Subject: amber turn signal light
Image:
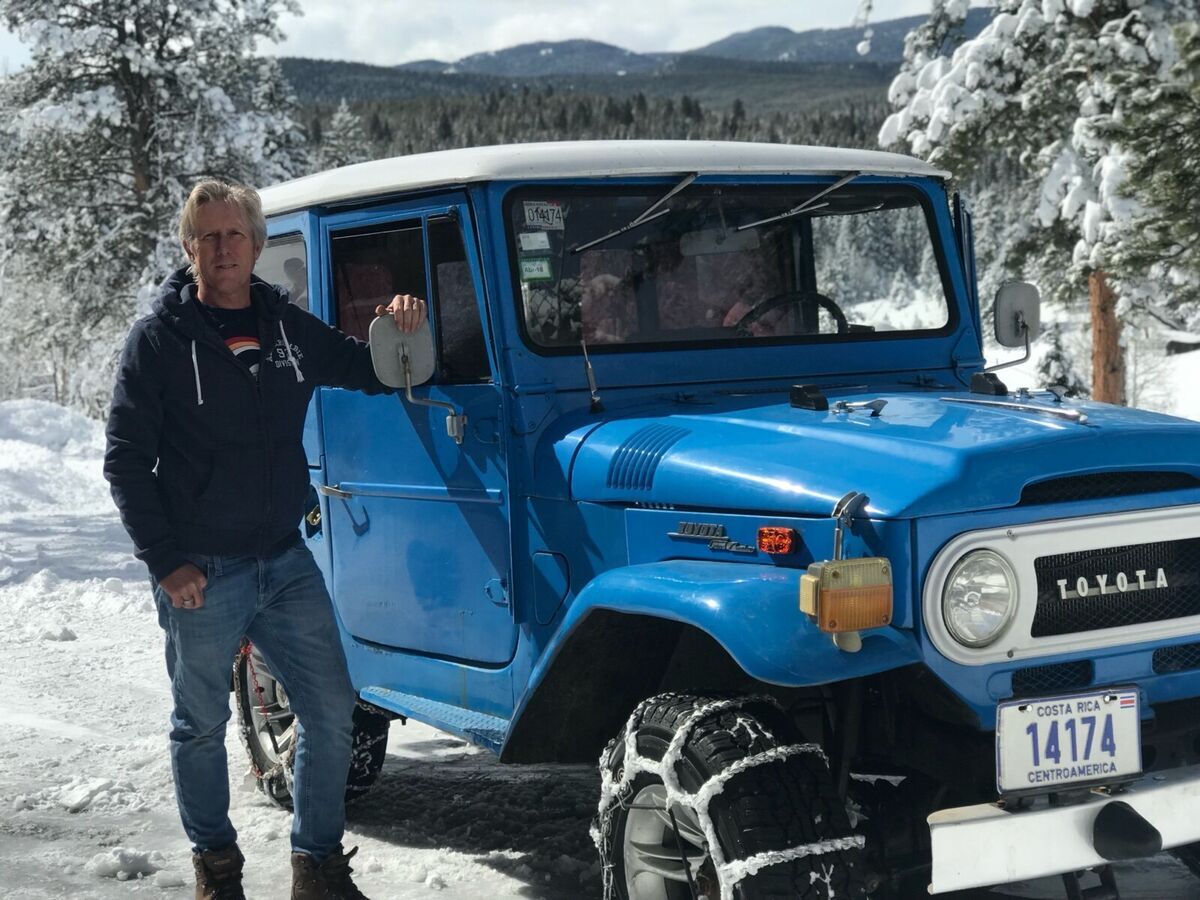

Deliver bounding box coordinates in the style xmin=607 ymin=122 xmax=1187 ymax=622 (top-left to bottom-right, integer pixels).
xmin=757 ymin=526 xmax=798 ymax=555
xmin=799 ymin=557 xmax=893 ymax=634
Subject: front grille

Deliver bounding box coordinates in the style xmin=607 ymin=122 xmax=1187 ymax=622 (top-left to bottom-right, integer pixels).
xmin=1153 ymin=642 xmax=1200 ymax=674
xmin=1020 ymin=471 xmax=1199 ymax=506
xmin=1032 ymin=537 xmax=1200 ymax=637
xmin=1011 ymin=660 xmax=1094 ymax=697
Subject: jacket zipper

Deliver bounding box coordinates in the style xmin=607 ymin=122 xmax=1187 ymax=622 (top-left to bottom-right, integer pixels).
xmin=194 ymin=323 xmax=275 ymax=557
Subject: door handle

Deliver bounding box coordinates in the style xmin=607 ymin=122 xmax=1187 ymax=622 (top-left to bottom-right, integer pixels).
xmin=318 ymin=484 xmax=352 ymax=500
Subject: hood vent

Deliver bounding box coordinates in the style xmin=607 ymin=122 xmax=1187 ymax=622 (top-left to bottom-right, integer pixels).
xmin=1020 ymin=471 xmax=1200 ymax=506
xmin=607 ymin=424 xmax=689 ymax=491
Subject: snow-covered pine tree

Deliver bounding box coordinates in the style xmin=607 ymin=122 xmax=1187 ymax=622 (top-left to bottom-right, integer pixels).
xmin=0 ymin=0 xmax=308 ymax=412
xmin=319 ymin=98 xmax=370 ymax=170
xmin=1036 ymin=320 xmax=1090 ymax=398
xmin=879 ymin=0 xmax=1200 ymax=405
xmin=1110 ymin=22 xmax=1200 ymax=331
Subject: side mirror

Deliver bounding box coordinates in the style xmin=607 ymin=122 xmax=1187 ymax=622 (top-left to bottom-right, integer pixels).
xmin=368 ymin=315 xmax=467 ymax=444
xmin=994 ymin=282 xmax=1041 ymax=349
xmin=369 ymin=316 xmax=435 ymax=388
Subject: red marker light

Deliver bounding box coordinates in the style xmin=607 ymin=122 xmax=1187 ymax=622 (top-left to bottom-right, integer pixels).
xmin=758 ymin=527 xmax=797 ymax=555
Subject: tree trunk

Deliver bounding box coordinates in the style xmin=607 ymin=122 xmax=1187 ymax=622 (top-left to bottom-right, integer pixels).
xmin=1090 ymin=270 xmax=1126 ymax=405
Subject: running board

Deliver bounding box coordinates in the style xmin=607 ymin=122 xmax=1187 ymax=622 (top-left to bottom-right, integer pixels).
xmin=359 ymin=687 xmax=508 ymax=754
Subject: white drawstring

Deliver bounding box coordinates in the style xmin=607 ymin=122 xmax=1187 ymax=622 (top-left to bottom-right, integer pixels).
xmin=190 ymin=340 xmax=204 ymax=406
xmin=278 ymin=320 xmax=304 ymax=383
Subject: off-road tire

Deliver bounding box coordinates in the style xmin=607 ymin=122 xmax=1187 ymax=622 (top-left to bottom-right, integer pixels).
xmin=233 ymin=641 xmax=389 ymax=807
xmin=597 ymin=692 xmax=866 ymax=900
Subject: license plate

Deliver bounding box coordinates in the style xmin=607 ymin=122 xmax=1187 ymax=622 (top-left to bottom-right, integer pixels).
xmin=995 ymin=689 xmax=1142 ymax=794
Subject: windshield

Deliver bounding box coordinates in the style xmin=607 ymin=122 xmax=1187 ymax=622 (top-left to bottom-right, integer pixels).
xmin=506 ymin=182 xmax=954 ymax=351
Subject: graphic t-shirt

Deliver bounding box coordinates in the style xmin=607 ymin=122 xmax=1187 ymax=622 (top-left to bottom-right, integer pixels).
xmin=198 ymin=303 xmax=261 ymax=377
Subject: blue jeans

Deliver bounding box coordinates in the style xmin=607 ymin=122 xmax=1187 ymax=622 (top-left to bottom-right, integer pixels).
xmin=153 ymin=540 xmax=356 ymax=861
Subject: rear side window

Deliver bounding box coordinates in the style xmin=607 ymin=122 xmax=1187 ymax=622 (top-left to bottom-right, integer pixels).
xmin=255 ymin=234 xmax=308 ymax=310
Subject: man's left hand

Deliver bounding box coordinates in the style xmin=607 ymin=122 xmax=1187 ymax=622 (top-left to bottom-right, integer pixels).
xmin=376 ymin=294 xmax=427 ymax=334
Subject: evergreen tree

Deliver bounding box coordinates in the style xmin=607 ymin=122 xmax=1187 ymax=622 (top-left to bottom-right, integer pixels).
xmin=880 ymin=0 xmax=1199 ymax=404
xmin=320 ymin=98 xmax=369 ymax=169
xmin=437 ymin=109 xmax=454 ymax=141
xmin=1036 ymin=321 xmax=1090 ymax=398
xmin=0 ymin=0 xmax=307 ymax=411
xmin=1111 ymin=22 xmax=1200 ymax=330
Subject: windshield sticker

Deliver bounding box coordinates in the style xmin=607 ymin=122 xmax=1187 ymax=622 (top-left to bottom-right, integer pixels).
xmin=519 ymin=257 xmax=554 ymax=282
xmin=518 ymin=231 xmax=552 ymax=252
xmin=523 ymin=201 xmax=565 ymax=230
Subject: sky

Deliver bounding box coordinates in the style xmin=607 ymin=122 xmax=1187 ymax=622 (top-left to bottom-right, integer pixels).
xmin=0 ymin=0 xmax=937 ymax=71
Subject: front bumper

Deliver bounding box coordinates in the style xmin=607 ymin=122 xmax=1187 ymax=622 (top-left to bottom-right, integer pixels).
xmin=927 ymin=765 xmax=1200 ymax=894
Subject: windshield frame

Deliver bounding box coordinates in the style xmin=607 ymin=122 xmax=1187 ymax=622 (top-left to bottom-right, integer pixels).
xmin=502 ymin=175 xmax=961 ymax=358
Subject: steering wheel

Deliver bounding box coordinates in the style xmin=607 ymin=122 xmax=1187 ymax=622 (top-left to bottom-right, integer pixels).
xmin=733 ymin=289 xmax=849 ymax=336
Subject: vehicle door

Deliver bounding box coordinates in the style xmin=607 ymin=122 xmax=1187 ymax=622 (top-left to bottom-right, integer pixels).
xmin=256 ymin=220 xmax=331 ymax=571
xmin=317 ymin=197 xmax=516 ymax=667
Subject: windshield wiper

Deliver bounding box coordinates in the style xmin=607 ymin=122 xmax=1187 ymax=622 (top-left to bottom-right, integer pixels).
xmin=569 ymin=172 xmax=698 ymax=254
xmin=735 ymin=171 xmax=861 ymax=232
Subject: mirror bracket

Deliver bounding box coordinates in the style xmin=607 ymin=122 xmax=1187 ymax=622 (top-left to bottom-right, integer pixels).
xmin=984 ymin=312 xmax=1031 ymax=373
xmin=401 ymin=353 xmax=467 ymax=444
xmin=369 ymin=315 xmax=467 ymax=445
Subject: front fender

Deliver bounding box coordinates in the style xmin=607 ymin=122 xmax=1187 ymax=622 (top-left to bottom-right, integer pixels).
xmin=565 ymin=560 xmax=919 ymax=684
xmin=502 ymin=560 xmax=921 ymax=761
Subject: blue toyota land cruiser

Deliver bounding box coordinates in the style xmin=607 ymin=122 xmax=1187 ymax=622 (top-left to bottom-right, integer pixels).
xmin=234 ymin=141 xmax=1200 ymax=899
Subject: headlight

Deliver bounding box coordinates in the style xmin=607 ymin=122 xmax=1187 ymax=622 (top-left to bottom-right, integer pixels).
xmin=942 ymin=549 xmax=1018 ymax=647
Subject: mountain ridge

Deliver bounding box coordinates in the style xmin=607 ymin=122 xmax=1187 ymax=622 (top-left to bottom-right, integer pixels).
xmin=388 ymin=9 xmax=991 ymax=77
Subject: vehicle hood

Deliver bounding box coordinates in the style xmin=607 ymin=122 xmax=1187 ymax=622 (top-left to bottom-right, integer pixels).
xmin=567 ymin=391 xmax=1200 ymax=518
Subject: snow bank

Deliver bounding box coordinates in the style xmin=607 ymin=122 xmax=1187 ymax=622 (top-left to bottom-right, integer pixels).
xmin=0 ymin=399 xmax=109 ymax=516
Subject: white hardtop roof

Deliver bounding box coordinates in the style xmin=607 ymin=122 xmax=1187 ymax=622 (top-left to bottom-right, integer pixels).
xmin=259 ymin=140 xmax=947 ymax=216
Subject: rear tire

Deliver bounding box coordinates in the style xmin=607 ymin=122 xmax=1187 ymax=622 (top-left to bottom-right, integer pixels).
xmin=233 ymin=641 xmax=389 ymax=807
xmin=595 ymin=692 xmax=866 ymax=900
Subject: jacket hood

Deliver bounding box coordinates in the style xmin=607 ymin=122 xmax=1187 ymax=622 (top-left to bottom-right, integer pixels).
xmin=152 ymin=266 xmax=291 ymax=340
xmin=567 ymin=390 xmax=1200 ymax=519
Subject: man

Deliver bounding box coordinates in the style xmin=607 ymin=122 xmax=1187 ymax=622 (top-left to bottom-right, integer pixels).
xmin=104 ymin=180 xmax=425 ymax=900
xmin=284 ymin=256 xmax=308 ymax=308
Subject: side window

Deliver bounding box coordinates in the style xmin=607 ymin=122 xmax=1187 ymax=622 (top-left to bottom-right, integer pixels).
xmin=331 ymin=221 xmax=425 ymax=343
xmin=254 ymin=234 xmax=308 ymax=310
xmin=428 ymin=217 xmax=490 ymax=382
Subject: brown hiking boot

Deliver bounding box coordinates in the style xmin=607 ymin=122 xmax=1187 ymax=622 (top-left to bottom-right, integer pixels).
xmin=291 ymin=845 xmax=370 ymax=900
xmin=192 ymin=844 xmax=246 ymax=900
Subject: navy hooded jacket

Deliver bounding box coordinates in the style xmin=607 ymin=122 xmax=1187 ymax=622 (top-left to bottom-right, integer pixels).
xmin=104 ymin=267 xmax=388 ymax=581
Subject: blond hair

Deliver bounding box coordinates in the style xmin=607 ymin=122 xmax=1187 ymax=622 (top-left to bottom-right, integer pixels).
xmin=179 ymin=180 xmax=267 ymax=275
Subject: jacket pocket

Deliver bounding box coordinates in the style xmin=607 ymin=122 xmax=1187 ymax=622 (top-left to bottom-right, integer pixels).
xmin=188 ymin=446 xmax=264 ymax=526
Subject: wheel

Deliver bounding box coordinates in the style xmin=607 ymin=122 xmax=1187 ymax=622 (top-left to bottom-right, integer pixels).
xmin=733 ymin=290 xmax=848 ymax=336
xmin=233 ymin=641 xmax=390 ymax=807
xmin=595 ymin=692 xmax=866 ymax=900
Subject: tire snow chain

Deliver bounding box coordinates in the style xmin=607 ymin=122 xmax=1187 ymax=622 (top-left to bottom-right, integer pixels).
xmin=594 ymin=693 xmax=864 ymax=900
xmin=235 ymin=644 xmax=387 ymax=791
xmin=236 ymin=645 xmax=295 ymax=787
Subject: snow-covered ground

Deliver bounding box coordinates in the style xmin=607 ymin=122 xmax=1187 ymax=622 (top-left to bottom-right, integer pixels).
xmin=0 ymin=398 xmax=1196 ymax=899
xmin=0 ymin=400 xmax=599 ymax=899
